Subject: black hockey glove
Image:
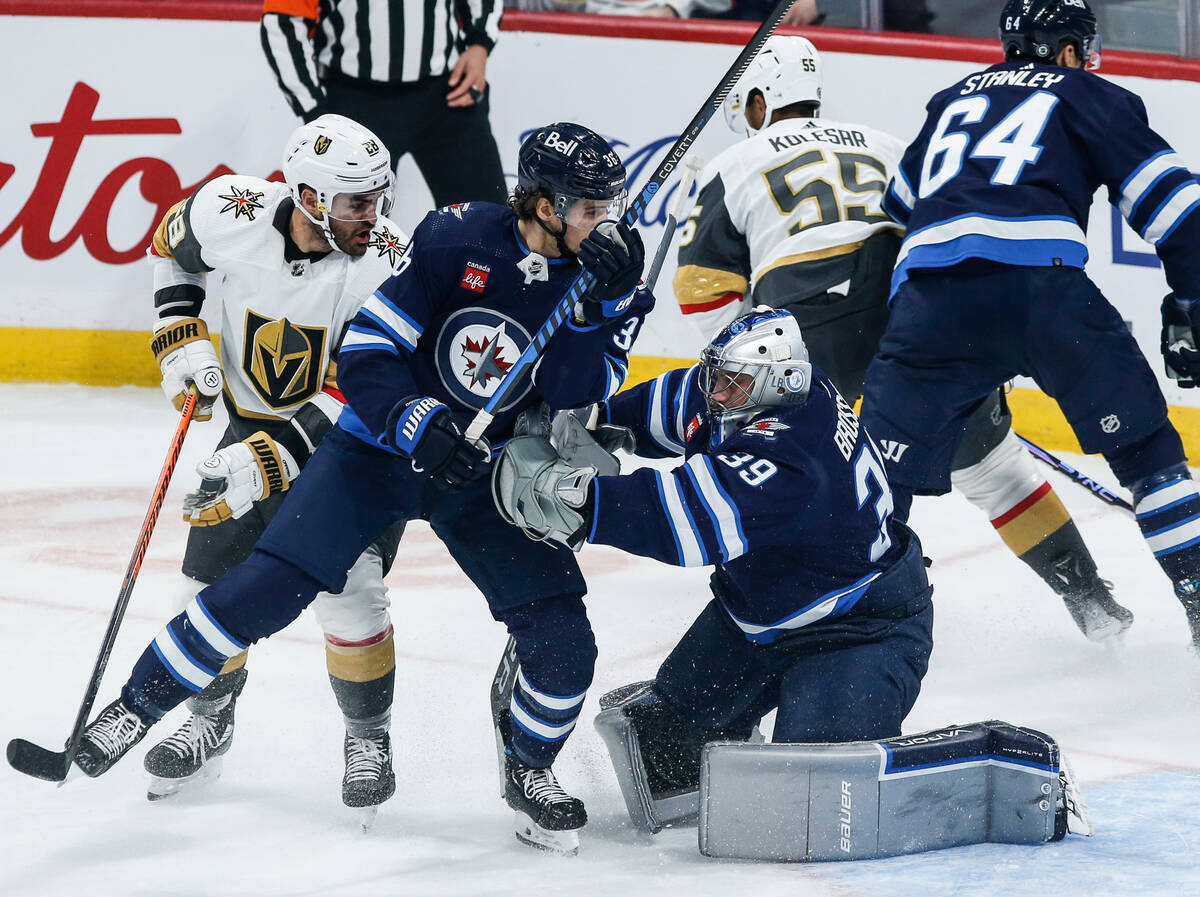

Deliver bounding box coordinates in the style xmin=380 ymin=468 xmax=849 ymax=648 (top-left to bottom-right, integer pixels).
xmin=385 ymin=397 xmax=490 ymax=489
xmin=574 ymin=220 xmax=645 ymax=327
xmin=1161 ymin=293 xmax=1200 ymax=388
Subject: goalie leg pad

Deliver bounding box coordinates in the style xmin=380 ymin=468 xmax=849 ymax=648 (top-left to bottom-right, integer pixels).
xmin=699 ymin=720 xmax=1082 ymax=861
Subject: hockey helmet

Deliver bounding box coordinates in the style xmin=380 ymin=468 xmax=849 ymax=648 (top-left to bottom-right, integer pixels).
xmin=700 ymin=306 xmax=812 ymax=441
xmin=723 ymin=36 xmax=822 ymax=137
xmin=515 ymin=123 xmax=628 ymax=227
xmin=999 ymin=0 xmax=1101 ymax=70
xmin=282 ymin=114 xmax=395 ymax=250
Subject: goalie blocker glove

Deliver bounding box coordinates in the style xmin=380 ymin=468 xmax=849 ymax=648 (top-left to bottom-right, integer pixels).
xmin=574 ymin=220 xmax=645 ymax=327
xmin=1161 ymin=292 xmax=1200 ymax=387
xmin=492 ymin=435 xmax=597 ymax=550
xmin=150 ymin=316 xmax=223 ymax=421
xmin=385 ymin=396 xmax=490 ymax=489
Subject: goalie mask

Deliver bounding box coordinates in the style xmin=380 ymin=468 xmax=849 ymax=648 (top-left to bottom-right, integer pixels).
xmin=699 ymin=307 xmax=812 ymax=443
xmin=723 ymin=36 xmax=822 ymax=136
xmin=282 ymin=114 xmax=395 ymax=252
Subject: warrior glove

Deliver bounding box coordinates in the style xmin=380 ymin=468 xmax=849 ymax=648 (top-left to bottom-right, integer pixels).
xmin=183 ymin=431 xmax=300 ymax=526
xmin=492 ymin=436 xmax=596 ymax=551
xmin=574 ymin=220 xmax=644 ymax=327
xmin=386 ymin=397 xmax=490 ymax=489
xmin=1162 ymin=293 xmax=1200 ymax=387
xmin=151 ymin=316 xmax=223 ymax=421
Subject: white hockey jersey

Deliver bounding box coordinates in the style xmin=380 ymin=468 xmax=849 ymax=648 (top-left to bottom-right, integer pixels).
xmin=150 ymin=174 xmax=409 ymax=421
xmin=675 ymin=117 xmax=906 ymax=338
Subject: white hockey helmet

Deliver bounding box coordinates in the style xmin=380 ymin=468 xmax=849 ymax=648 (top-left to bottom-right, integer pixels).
xmin=700 ymin=306 xmax=812 ymax=441
xmin=281 ymin=114 xmax=395 ymax=250
xmin=723 ymin=36 xmax=823 ymax=136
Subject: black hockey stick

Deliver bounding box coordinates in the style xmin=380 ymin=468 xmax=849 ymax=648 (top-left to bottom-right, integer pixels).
xmin=8 ymin=392 xmax=199 ymax=782
xmin=464 ymin=0 xmax=795 ymax=444
xmin=490 ymin=635 xmax=520 ymax=792
xmin=1016 ymin=433 xmax=1134 ymax=514
xmin=644 ymin=155 xmax=704 ymax=294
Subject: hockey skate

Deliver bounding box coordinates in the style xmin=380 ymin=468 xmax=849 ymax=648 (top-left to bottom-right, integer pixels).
xmin=1174 ymin=580 xmax=1200 ymax=652
xmin=74 ymin=698 xmax=151 ymax=777
xmin=343 ymin=732 xmax=395 ymax=829
xmin=504 ymin=754 xmax=587 ymax=854
xmin=1053 ymin=753 xmax=1094 ymax=839
xmin=143 ymin=667 xmax=246 ymax=800
xmin=1060 ymin=579 xmax=1134 ymax=643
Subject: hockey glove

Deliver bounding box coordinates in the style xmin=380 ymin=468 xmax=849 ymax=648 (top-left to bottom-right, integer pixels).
xmin=1162 ymin=293 xmax=1200 ymax=387
xmin=151 ymin=317 xmax=223 ymax=421
xmin=551 ymin=408 xmax=633 ymax=477
xmin=574 ymin=220 xmax=645 ymax=326
xmin=183 ymin=431 xmax=300 ymax=526
xmin=492 ymin=436 xmax=595 ymax=551
xmin=385 ymin=397 xmax=490 ymax=489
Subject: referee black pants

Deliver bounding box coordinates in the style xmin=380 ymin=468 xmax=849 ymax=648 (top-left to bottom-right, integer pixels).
xmin=320 ymin=71 xmax=508 ymax=208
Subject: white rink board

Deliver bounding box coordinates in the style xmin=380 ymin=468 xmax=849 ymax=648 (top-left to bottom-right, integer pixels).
xmin=1 ymin=14 xmax=1199 ymax=403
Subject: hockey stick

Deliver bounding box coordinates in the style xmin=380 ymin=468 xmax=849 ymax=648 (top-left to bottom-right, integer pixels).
xmin=464 ymin=0 xmax=794 ymax=444
xmin=490 ymin=635 xmax=520 ymax=793
xmin=1016 ymin=433 xmax=1134 ymax=514
xmin=644 ymin=155 xmax=704 ymax=293
xmin=8 ymin=392 xmax=199 ymax=782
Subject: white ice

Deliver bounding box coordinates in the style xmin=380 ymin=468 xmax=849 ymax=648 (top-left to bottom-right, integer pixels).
xmin=1 ymin=384 xmax=1198 ymax=897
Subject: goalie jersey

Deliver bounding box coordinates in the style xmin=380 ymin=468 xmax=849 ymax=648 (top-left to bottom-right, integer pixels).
xmin=588 ymin=366 xmax=926 ymax=644
xmin=883 ymin=61 xmax=1200 ymax=300
xmin=334 ymin=202 xmax=653 ymax=452
xmin=675 ymin=118 xmax=906 ymax=336
xmin=149 ymin=174 xmax=410 ymax=423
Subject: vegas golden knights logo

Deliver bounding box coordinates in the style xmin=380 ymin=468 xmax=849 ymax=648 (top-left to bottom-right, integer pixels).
xmin=313 ymin=135 xmax=332 ymax=155
xmin=242 ymin=311 xmax=327 ymax=409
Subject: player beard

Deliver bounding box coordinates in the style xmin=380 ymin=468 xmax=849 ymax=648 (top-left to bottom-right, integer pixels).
xmin=330 ymin=219 xmax=374 ymax=257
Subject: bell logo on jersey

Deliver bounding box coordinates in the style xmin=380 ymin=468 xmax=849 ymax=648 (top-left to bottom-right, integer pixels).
xmin=462 ymin=262 xmax=491 ymax=293
xmin=435 ymin=308 xmax=533 ymax=410
xmin=242 ymin=311 xmax=327 ymax=409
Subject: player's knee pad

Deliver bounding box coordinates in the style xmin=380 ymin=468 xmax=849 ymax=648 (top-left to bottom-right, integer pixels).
xmin=698 ymin=721 xmax=1090 ymax=861
xmin=950 ymin=428 xmax=1044 ymax=519
xmin=594 ymin=681 xmax=762 ymax=834
xmin=311 ymin=547 xmax=390 ymax=643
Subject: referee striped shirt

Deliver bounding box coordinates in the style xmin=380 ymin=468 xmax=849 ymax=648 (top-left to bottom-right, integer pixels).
xmin=261 ymin=0 xmax=502 ymax=117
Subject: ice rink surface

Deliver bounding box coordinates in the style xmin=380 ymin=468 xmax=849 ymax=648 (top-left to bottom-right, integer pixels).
xmin=2 ymin=384 xmax=1198 ymax=897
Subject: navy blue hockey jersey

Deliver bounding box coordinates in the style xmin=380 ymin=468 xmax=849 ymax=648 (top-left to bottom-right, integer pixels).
xmin=590 ymin=366 xmax=913 ymax=643
xmin=883 ymin=61 xmax=1200 ymax=300
xmin=334 ymin=202 xmax=652 ymax=452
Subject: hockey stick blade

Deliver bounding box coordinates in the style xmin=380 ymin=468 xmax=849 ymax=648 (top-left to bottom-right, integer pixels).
xmin=7 ymin=737 xmax=70 ymax=783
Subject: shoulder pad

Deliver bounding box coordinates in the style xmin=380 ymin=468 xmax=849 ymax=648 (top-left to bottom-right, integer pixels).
xmin=186 ymin=175 xmax=288 ymax=261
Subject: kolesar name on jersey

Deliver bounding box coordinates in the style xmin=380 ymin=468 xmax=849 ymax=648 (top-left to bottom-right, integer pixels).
xmin=768 ymin=128 xmax=870 ymax=154
xmin=959 ymin=69 xmax=1065 ymax=95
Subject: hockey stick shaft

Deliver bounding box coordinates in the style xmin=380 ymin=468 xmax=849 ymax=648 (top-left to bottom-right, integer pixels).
xmin=644 ymin=155 xmax=704 ymax=294
xmin=7 ymin=392 xmax=199 ymax=782
xmin=1016 ymin=433 xmax=1134 ymax=513
xmin=464 ymin=0 xmax=795 ymax=444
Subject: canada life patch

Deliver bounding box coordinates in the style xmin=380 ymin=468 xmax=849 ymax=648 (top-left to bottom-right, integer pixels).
xmin=462 ymin=262 xmax=490 ymax=293
xmin=686 ymin=415 xmax=702 ymax=442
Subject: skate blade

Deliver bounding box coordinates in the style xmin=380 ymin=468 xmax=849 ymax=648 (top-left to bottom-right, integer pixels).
xmin=1083 ymin=616 xmax=1132 ymax=644
xmin=146 ymin=756 xmax=223 ymax=801
xmin=513 ymin=811 xmax=581 ymax=855
xmin=359 ymin=805 xmax=378 ymax=832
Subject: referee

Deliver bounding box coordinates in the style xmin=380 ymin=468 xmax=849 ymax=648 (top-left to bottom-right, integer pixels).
xmin=261 ymin=0 xmax=508 ymax=207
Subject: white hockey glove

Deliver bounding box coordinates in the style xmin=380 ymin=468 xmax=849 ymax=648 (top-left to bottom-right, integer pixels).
xmin=492 ymin=436 xmax=596 ymax=551
xmin=182 ymin=431 xmax=300 ymax=526
xmin=551 ymin=408 xmax=632 ymax=477
xmin=151 ymin=317 xmax=223 ymax=421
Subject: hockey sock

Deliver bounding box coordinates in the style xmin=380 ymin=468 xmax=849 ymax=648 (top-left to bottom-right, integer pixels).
xmin=325 ymin=627 xmax=396 ymax=737
xmin=952 ymin=430 xmax=1103 ymax=594
xmin=1131 ymin=464 xmax=1200 ymax=589
xmin=123 ymin=594 xmax=248 ymax=724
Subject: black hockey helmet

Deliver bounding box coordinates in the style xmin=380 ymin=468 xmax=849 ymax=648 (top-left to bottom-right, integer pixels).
xmin=999 ymin=0 xmax=1100 ymax=69
xmin=515 ymin=123 xmax=628 ymax=226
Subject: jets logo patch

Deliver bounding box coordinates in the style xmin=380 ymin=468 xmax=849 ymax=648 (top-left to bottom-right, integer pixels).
xmin=435 ymin=308 xmax=532 ymax=411
xmin=743 ymin=417 xmax=790 ymax=439
xmin=217 ymin=186 xmax=265 ymax=221
xmin=461 ymin=262 xmax=490 ymax=293
xmin=367 ymin=227 xmax=406 ymax=266
xmin=242 ymin=311 xmax=327 ymax=409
